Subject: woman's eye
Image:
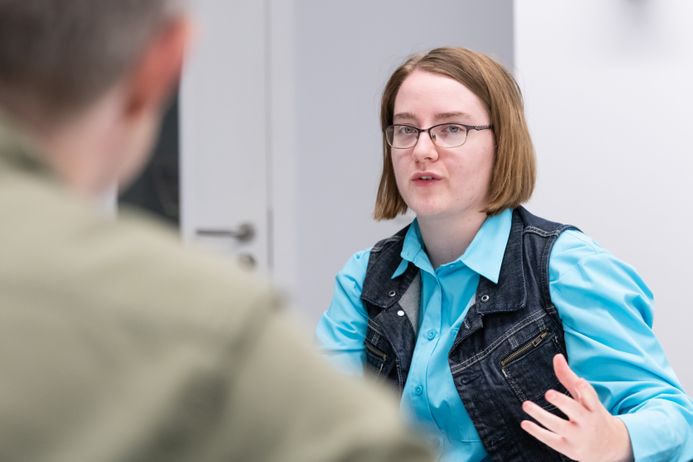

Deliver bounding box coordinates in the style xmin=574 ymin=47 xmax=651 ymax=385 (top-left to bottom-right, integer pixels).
xmin=444 ymin=124 xmax=463 ymax=134
xmin=398 ymin=126 xmax=417 ymax=135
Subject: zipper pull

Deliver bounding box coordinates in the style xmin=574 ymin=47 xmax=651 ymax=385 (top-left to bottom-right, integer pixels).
xmin=532 ymin=331 xmax=548 ymax=347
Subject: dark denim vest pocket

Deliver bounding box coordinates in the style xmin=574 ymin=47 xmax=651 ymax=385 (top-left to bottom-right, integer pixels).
xmin=364 ymin=321 xmax=396 ymax=378
xmin=365 ymin=341 xmax=388 ymax=374
xmin=500 ymin=328 xmax=568 ymax=412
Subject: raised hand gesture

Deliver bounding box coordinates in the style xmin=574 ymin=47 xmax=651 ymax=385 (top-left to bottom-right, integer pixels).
xmin=520 ymin=354 xmax=633 ymax=462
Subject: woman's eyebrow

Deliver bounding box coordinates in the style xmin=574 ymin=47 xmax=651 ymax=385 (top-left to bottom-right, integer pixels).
xmin=393 ymin=111 xmax=473 ymax=123
xmin=434 ymin=111 xmax=471 ymax=121
xmin=393 ymin=112 xmax=417 ymax=122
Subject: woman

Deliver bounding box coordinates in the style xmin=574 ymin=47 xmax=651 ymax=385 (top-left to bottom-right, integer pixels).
xmin=315 ymin=47 xmax=692 ymax=461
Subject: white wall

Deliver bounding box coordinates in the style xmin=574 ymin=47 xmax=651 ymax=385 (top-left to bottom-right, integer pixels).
xmin=515 ymin=0 xmax=693 ymax=392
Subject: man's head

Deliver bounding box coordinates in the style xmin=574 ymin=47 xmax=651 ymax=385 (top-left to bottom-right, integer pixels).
xmin=0 ymin=0 xmax=190 ymax=194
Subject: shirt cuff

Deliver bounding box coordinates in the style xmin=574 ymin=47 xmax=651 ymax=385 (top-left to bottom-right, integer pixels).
xmin=618 ymin=408 xmax=686 ymax=462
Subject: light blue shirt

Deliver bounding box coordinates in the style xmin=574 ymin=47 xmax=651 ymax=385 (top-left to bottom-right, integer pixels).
xmin=316 ymin=208 xmax=693 ymax=462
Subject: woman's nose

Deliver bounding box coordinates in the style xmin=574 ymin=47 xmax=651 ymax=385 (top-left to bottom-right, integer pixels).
xmin=412 ymin=131 xmax=439 ymax=162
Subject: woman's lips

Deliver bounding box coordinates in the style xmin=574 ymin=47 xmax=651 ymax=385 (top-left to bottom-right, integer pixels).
xmin=411 ymin=172 xmax=442 ymax=185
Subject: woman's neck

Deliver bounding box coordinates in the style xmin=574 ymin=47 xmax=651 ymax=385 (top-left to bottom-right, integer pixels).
xmin=417 ymin=210 xmax=488 ymax=269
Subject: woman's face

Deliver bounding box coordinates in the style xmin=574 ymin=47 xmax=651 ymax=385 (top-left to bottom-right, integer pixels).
xmin=391 ymin=70 xmax=495 ymax=222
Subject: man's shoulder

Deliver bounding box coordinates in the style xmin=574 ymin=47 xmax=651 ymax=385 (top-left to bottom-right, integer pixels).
xmin=104 ymin=208 xmax=278 ymax=333
xmin=1 ymin=172 xmax=276 ymax=339
xmin=0 ymin=175 xmax=290 ymax=460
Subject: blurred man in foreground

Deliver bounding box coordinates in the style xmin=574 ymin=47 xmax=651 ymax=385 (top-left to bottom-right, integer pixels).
xmin=0 ymin=1 xmax=434 ymax=461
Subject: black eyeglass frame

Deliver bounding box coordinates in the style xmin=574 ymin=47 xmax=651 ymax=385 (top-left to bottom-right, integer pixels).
xmin=384 ymin=122 xmax=493 ymax=149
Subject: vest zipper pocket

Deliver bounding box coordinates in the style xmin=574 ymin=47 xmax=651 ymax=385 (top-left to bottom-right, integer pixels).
xmin=500 ymin=330 xmax=548 ymax=378
xmin=367 ymin=321 xmax=384 ymax=337
xmin=365 ymin=342 xmax=387 ymax=362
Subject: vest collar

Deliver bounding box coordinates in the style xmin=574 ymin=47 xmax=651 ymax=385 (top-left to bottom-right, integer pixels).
xmin=364 ymin=209 xmax=530 ymax=314
xmin=475 ymin=210 xmax=528 ymax=315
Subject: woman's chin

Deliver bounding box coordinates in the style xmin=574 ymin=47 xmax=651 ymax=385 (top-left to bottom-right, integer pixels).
xmin=409 ymin=206 xmax=448 ymax=220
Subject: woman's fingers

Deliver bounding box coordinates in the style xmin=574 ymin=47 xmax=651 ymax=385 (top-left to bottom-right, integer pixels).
xmin=552 ymin=354 xmax=582 ymax=401
xmin=520 ymin=420 xmax=568 ymax=454
xmin=576 ymin=378 xmax=600 ymax=412
xmin=522 ymin=400 xmax=570 ymax=434
xmin=545 ymin=388 xmax=585 ymax=421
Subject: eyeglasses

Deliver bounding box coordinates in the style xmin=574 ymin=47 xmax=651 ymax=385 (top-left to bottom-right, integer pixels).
xmin=384 ymin=123 xmax=493 ymax=149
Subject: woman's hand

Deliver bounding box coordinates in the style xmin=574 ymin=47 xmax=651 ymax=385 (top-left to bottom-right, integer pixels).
xmin=520 ymin=354 xmax=633 ymax=462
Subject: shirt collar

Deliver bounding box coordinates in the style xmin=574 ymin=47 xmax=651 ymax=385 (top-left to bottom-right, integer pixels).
xmin=393 ymin=208 xmax=513 ymax=283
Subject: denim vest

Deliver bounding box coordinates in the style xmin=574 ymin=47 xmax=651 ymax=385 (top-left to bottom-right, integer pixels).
xmin=361 ymin=207 xmax=576 ymax=461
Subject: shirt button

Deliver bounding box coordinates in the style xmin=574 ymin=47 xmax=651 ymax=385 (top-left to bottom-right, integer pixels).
xmin=414 ymin=385 xmax=423 ymax=396
xmin=426 ymin=330 xmax=437 ymax=340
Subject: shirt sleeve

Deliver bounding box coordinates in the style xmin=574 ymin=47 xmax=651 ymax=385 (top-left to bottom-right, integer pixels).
xmin=314 ymin=249 xmax=371 ymax=375
xmin=549 ymin=230 xmax=693 ymax=462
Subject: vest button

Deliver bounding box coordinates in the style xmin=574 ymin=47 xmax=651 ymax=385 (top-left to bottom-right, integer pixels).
xmin=480 ymin=294 xmax=490 ymax=303
xmin=414 ymin=385 xmax=423 ymax=396
xmin=426 ymin=330 xmax=437 ymax=340
xmin=387 ymin=290 xmax=397 ymax=297
xmin=396 ymin=310 xmax=405 ymax=317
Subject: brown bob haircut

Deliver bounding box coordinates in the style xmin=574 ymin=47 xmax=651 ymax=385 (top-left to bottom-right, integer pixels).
xmin=374 ymin=47 xmax=536 ymax=220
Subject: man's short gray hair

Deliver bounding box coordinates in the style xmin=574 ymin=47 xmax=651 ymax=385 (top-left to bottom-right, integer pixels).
xmin=0 ymin=0 xmax=184 ymax=124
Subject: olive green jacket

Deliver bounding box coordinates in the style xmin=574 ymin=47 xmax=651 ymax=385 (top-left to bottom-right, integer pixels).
xmin=0 ymin=121 xmax=434 ymax=462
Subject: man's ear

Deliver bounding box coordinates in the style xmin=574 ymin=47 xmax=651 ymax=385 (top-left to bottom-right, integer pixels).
xmin=124 ymin=16 xmax=192 ymax=118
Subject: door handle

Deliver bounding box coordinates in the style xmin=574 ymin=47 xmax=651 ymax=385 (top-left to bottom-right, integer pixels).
xmin=195 ymin=222 xmax=255 ymax=243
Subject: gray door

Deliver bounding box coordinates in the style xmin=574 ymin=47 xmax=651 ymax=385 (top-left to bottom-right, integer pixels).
xmin=180 ymin=0 xmax=268 ymax=271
